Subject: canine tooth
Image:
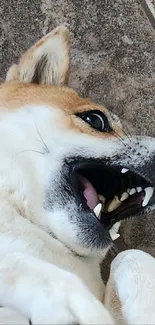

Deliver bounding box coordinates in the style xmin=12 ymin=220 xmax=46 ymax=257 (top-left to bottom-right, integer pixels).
xmin=129 ymin=188 xmax=136 ymax=195
xmin=98 ymin=195 xmax=106 ymax=208
xmin=113 ymin=221 xmax=121 ymax=233
xmin=137 ymin=186 xmax=142 ymax=193
xmin=142 ymin=187 xmax=154 ymax=207
xmin=107 ymin=196 xmax=121 ymax=212
xmin=93 ymin=203 xmax=102 ymax=218
xmin=109 ymin=223 xmax=121 ymax=241
xmin=120 ymin=192 xmax=129 ymax=202
xmin=110 ymin=222 xmax=121 ymax=234
xmin=121 ymin=168 xmax=129 ymax=174
xmin=110 ymin=233 xmax=120 ymax=241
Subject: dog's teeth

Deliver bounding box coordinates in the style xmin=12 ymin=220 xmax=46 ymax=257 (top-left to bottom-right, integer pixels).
xmin=129 ymin=188 xmax=136 ymax=195
xmin=121 ymin=168 xmax=129 ymax=174
xmin=93 ymin=203 xmax=102 ymax=218
xmin=137 ymin=186 xmax=142 ymax=193
xmin=112 ymin=221 xmax=121 ymax=233
xmin=110 ymin=233 xmax=120 ymax=241
xmin=120 ymin=192 xmax=129 ymax=202
xmin=107 ymin=196 xmax=121 ymax=212
xmin=98 ymin=195 xmax=106 ymax=208
xmin=142 ymin=187 xmax=154 ymax=207
xmin=109 ymin=223 xmax=121 ymax=241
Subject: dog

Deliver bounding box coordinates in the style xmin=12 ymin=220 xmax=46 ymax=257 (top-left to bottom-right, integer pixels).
xmin=0 ymin=26 xmax=155 ymax=324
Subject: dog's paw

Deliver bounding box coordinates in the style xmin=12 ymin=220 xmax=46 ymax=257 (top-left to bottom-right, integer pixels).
xmin=0 ymin=253 xmax=114 ymax=324
xmin=30 ymin=273 xmax=114 ymax=325
xmin=105 ymin=249 xmax=155 ymax=324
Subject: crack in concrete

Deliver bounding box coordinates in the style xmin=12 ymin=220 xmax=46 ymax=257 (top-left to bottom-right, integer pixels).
xmin=140 ymin=0 xmax=155 ymax=29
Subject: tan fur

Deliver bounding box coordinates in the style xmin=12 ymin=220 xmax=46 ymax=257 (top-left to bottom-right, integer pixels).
xmin=105 ymin=279 xmax=125 ymax=325
xmin=6 ymin=26 xmax=70 ymax=86
xmin=0 ymin=81 xmax=124 ymax=137
xmin=3 ymin=25 xmax=123 ymax=138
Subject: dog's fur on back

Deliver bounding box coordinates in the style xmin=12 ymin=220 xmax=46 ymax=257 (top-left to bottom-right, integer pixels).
xmin=0 ymin=26 xmax=155 ymax=324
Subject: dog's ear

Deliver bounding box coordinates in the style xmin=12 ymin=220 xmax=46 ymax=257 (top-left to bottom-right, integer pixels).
xmin=6 ymin=26 xmax=70 ymax=86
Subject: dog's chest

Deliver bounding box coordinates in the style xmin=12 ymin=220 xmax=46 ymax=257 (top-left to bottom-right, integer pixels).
xmin=47 ymin=245 xmax=105 ymax=301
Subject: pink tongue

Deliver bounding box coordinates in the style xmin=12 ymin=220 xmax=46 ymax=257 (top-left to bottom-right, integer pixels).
xmin=79 ymin=176 xmax=99 ymax=210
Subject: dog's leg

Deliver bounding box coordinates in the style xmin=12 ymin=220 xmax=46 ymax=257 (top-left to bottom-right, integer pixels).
xmin=104 ymin=249 xmax=155 ymax=324
xmin=0 ymin=252 xmax=114 ymax=324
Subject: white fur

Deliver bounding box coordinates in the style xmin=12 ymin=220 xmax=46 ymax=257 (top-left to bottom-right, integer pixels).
xmin=0 ymin=100 xmax=155 ymax=323
xmin=0 ymin=104 xmax=116 ymax=323
xmin=0 ymin=102 xmax=155 ymax=323
xmin=0 ymin=253 xmax=114 ymax=324
xmin=105 ymin=249 xmax=155 ymax=324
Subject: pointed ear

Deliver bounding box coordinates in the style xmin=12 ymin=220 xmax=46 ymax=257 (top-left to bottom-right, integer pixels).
xmin=6 ymin=26 xmax=70 ymax=86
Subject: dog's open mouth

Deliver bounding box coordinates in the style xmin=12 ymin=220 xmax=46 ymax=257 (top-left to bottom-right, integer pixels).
xmin=70 ymin=160 xmax=154 ymax=236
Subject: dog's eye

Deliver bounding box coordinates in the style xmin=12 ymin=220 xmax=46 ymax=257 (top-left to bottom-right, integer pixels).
xmin=76 ymin=110 xmax=112 ymax=132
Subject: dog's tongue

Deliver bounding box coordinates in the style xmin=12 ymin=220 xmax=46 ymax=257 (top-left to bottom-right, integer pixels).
xmin=79 ymin=176 xmax=98 ymax=210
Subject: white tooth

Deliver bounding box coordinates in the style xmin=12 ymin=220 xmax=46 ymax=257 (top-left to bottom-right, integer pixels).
xmin=113 ymin=221 xmax=121 ymax=233
xmin=106 ymin=196 xmax=121 ymax=212
xmin=111 ymin=233 xmax=120 ymax=241
xmin=93 ymin=203 xmax=102 ymax=218
xmin=109 ymin=223 xmax=121 ymax=241
xmin=121 ymin=168 xmax=129 ymax=174
xmin=120 ymin=192 xmax=129 ymax=202
xmin=142 ymin=187 xmax=154 ymax=207
xmin=137 ymin=186 xmax=142 ymax=193
xmin=98 ymin=195 xmax=106 ymax=208
xmin=129 ymin=188 xmax=136 ymax=195
xmin=110 ymin=222 xmax=121 ymax=234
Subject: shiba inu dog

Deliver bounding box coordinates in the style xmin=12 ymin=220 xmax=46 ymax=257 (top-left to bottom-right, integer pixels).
xmin=0 ymin=26 xmax=155 ymax=324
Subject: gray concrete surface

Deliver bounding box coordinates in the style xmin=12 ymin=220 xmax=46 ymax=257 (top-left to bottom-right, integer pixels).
xmin=0 ymin=0 xmax=155 ymax=280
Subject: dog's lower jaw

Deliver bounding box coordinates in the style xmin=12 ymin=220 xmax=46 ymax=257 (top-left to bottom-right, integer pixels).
xmin=44 ymin=198 xmax=112 ymax=257
xmin=65 ymin=240 xmax=112 ymax=259
xmin=44 ymin=205 xmax=120 ymax=259
xmin=46 ymin=222 xmax=112 ymax=259
xmin=40 ymin=221 xmax=107 ymax=301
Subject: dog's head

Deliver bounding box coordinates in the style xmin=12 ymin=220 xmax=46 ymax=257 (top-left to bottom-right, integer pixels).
xmin=1 ymin=26 xmax=155 ymax=257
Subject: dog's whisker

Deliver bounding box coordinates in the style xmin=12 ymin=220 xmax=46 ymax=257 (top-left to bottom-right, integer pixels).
xmin=109 ymin=111 xmax=132 ymax=144
xmin=17 ymin=149 xmax=45 ymax=155
xmin=116 ymin=124 xmax=132 ymax=143
xmin=113 ymin=130 xmax=136 ymax=152
xmin=34 ymin=121 xmax=50 ymax=154
xmin=113 ymin=131 xmax=129 ymax=148
xmin=108 ymin=243 xmax=119 ymax=256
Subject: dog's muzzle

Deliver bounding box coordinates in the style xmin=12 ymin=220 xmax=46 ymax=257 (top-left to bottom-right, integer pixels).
xmin=68 ymin=137 xmax=155 ymax=242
